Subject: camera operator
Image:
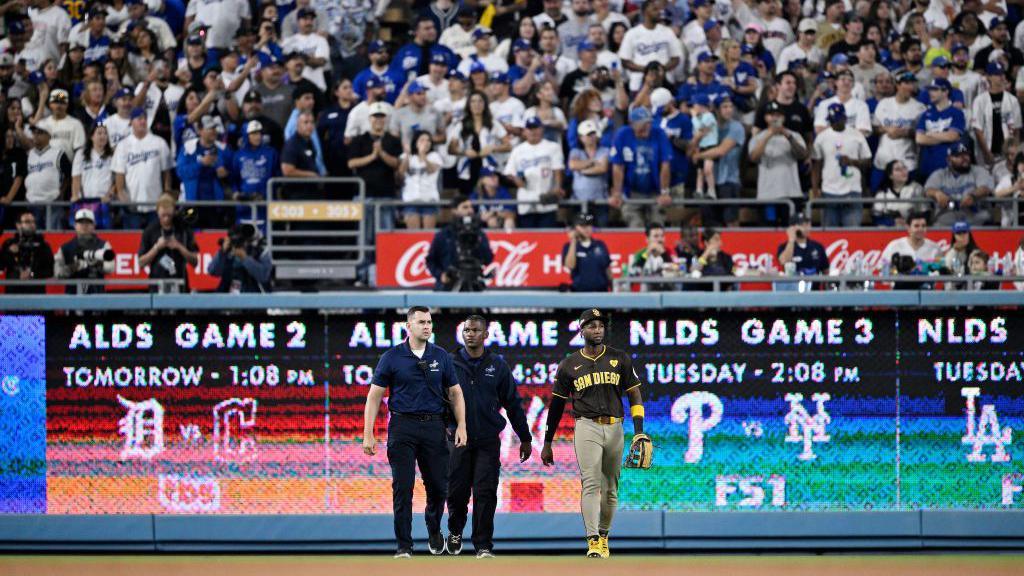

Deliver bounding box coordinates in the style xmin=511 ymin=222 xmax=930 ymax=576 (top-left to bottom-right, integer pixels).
xmin=54 ymin=209 xmax=116 ymax=294
xmin=426 ymin=196 xmax=494 ymax=291
xmin=879 ymin=211 xmax=942 ymax=289
xmin=138 ymin=195 xmax=198 ymax=293
xmin=0 ymin=211 xmax=54 ymax=294
xmin=207 ymin=223 xmax=273 ymax=293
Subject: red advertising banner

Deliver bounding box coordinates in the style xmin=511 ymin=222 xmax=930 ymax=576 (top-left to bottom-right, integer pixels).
xmin=0 ymin=231 xmax=226 ymax=293
xmin=375 ymin=229 xmax=1024 ymax=289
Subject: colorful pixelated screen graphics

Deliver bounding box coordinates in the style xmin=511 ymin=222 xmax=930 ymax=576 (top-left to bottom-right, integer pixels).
xmin=46 ymin=315 xmax=328 ymax=514
xmin=0 ymin=315 xmax=47 ymax=513
xmin=898 ymin=313 xmax=1024 ymax=509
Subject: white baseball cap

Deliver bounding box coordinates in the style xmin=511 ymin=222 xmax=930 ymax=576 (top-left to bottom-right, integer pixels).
xmin=75 ymin=208 xmax=96 ymax=223
xmin=577 ymin=119 xmax=600 ymax=137
xmin=368 ymin=102 xmax=390 ymax=117
xmin=650 ymin=87 xmax=673 ymax=112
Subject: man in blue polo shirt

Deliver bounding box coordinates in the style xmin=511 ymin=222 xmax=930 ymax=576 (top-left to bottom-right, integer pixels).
xmin=363 ymin=306 xmax=468 ymax=559
xmin=676 ymin=51 xmax=730 ymax=109
xmin=610 ymin=106 xmax=673 ymax=228
xmin=562 ymin=213 xmax=613 ymax=291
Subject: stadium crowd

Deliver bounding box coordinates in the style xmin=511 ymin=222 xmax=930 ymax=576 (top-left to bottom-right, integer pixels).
xmin=0 ymin=0 xmax=1022 ymax=291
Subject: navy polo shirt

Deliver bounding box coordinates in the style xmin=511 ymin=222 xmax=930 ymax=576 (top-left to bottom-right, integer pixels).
xmin=372 ymin=341 xmax=459 ymax=414
xmin=777 ymin=238 xmax=830 ymax=275
xmin=562 ymin=239 xmax=612 ymax=292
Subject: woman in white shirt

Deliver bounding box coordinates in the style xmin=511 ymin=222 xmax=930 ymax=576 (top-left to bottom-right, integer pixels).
xmin=71 ymin=123 xmax=115 ymax=227
xmin=994 ymin=152 xmax=1024 ymax=227
xmin=448 ymin=91 xmax=511 ymax=195
xmin=72 ymin=123 xmax=114 ymax=201
xmin=399 ymin=131 xmax=443 ymax=230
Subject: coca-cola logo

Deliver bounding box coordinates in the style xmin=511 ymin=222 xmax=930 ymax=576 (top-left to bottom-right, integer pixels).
xmin=392 ymin=240 xmax=542 ymax=288
xmin=394 ymin=241 xmax=434 ymax=287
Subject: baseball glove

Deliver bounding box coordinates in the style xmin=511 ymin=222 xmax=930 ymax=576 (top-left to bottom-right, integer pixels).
xmin=624 ymin=433 xmax=653 ymax=469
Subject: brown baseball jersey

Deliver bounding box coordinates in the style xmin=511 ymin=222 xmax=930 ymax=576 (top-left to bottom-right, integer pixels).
xmin=552 ymin=345 xmax=642 ymax=419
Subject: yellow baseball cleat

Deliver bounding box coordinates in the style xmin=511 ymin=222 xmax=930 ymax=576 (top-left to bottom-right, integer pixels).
xmin=586 ymin=536 xmax=602 ymax=558
xmin=598 ymin=534 xmax=609 ymax=558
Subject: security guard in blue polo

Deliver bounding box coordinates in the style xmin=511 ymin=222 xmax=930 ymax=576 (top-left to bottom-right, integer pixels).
xmin=444 ymin=314 xmax=532 ymax=558
xmin=363 ymin=306 xmax=468 ymax=558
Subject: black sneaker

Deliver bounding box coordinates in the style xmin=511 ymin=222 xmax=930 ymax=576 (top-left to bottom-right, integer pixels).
xmin=446 ymin=533 xmax=463 ymax=555
xmin=394 ymin=549 xmax=412 ymax=559
xmin=428 ymin=532 xmax=445 ymax=555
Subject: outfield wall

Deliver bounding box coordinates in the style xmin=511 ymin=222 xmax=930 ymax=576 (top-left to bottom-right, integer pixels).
xmin=1 ymin=292 xmax=1023 ymax=550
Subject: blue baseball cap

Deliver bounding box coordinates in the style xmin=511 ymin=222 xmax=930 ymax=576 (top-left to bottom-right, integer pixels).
xmin=928 ymin=78 xmax=952 ymax=91
xmin=741 ymin=43 xmax=755 ymax=55
xmin=787 ymin=58 xmax=807 ymax=70
xmin=406 ymin=81 xmax=425 ymax=94
xmin=697 ymin=51 xmax=717 ymax=63
xmin=8 ymin=19 xmax=25 ymax=34
xmin=513 ymin=39 xmax=531 ymax=53
xmin=114 ymin=87 xmax=133 ymax=99
xmin=130 ymin=107 xmax=146 ymax=120
xmin=693 ymin=0 xmax=709 ymax=7
xmin=948 ymin=141 xmax=970 ymax=156
xmin=703 ymin=19 xmax=719 ymax=32
xmin=447 ymin=70 xmax=466 ymax=81
xmin=479 ymin=165 xmax=497 ymax=177
xmin=296 ymin=7 xmax=316 ymax=19
xmin=951 ymin=43 xmax=968 ymax=54
xmin=365 ymin=76 xmax=384 ymax=89
xmin=692 ymin=93 xmax=711 ymax=107
xmin=930 ymin=56 xmax=950 ymax=68
xmin=827 ymin=102 xmax=846 ymax=122
xmin=368 ymin=40 xmax=387 ymax=53
xmin=469 ymin=60 xmax=487 ymax=74
xmin=186 ymin=35 xmax=204 ymax=46
xmin=472 ymin=27 xmax=493 ymax=40
xmin=952 ymin=220 xmax=971 ymax=234
xmin=577 ymin=40 xmax=596 ymax=53
xmin=524 ymin=116 xmax=543 ymax=129
xmin=430 ymin=51 xmax=448 ymax=65
xmin=986 ymin=61 xmax=1006 ymax=75
xmin=830 ymin=53 xmax=850 ymax=66
xmin=990 ymin=17 xmax=1007 ymax=29
xmin=491 ymin=71 xmax=509 ymax=84
xmin=628 ymin=106 xmax=652 ymax=124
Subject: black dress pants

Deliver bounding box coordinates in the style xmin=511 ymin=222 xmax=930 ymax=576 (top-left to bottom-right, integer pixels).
xmin=446 ymin=435 xmax=501 ymax=551
xmin=387 ymin=414 xmax=450 ymax=551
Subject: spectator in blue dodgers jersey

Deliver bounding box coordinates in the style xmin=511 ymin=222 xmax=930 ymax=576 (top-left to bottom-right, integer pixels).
xmin=230 ymin=120 xmax=278 ymax=224
xmin=353 ymin=40 xmax=403 ymax=104
xmin=392 ymin=15 xmax=456 ymax=81
xmin=568 ymin=119 xmax=611 ymax=227
xmin=609 ymin=106 xmax=672 ymax=229
xmin=562 ymin=212 xmax=612 ymax=292
xmin=677 ymin=51 xmax=730 ymax=109
xmin=652 ymin=87 xmax=693 ymax=199
xmin=811 ymin=103 xmax=872 ymax=228
xmin=916 ymin=78 xmax=967 ymax=183
xmin=176 ymin=115 xmax=233 ymax=228
xmin=924 ymin=141 xmax=995 ymax=226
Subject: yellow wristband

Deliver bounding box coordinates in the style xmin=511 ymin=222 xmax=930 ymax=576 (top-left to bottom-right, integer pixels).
xmin=631 ymin=405 xmax=645 ymax=418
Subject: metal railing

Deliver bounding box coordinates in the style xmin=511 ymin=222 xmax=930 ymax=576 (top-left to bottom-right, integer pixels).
xmin=6 ymin=199 xmax=266 ymax=231
xmin=615 ymin=273 xmax=1024 ymax=292
xmin=0 ymin=278 xmax=185 ymax=294
xmin=807 ymin=196 xmax=1022 ymax=228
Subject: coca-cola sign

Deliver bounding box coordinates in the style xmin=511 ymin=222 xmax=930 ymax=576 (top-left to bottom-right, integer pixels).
xmin=377 ymin=229 xmax=1024 ymax=289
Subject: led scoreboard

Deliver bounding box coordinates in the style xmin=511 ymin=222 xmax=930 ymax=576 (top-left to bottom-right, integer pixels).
xmin=0 ymin=310 xmax=1021 ymax=515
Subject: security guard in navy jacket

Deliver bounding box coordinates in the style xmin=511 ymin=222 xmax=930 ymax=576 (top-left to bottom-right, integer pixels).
xmin=444 ymin=314 xmax=532 ymax=558
xmin=363 ymin=306 xmax=468 ymax=558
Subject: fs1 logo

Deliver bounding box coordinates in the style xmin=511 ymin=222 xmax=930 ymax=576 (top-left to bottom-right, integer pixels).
xmin=784 ymin=392 xmax=832 ymax=461
xmin=962 ymin=387 xmax=1012 ymax=463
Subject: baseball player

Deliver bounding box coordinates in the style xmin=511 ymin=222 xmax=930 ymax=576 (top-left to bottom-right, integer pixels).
xmin=541 ymin=308 xmax=650 ymax=558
